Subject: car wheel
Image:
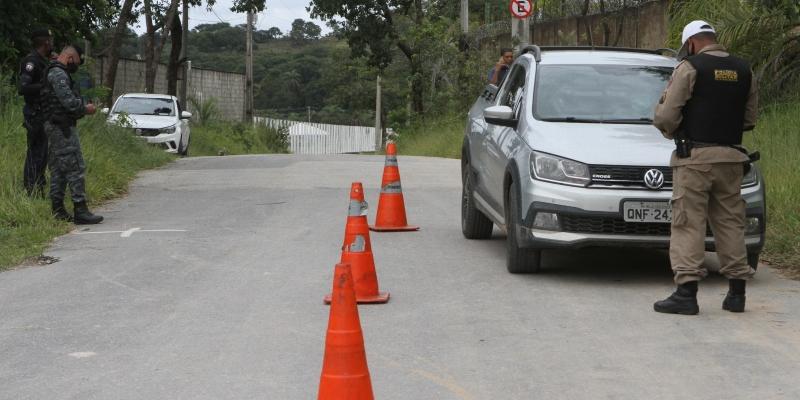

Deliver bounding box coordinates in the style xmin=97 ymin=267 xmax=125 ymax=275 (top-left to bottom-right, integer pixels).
xmin=506 ymin=180 xmax=541 ymax=274
xmin=747 ymin=252 xmax=759 ymax=271
xmin=179 ymin=134 xmax=190 ymax=156
xmin=462 ymin=164 xmax=493 ymax=239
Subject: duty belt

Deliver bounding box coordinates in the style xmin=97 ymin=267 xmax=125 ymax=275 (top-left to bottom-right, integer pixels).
xmin=690 ymin=141 xmax=760 ymax=162
xmin=689 ymin=141 xmax=734 ymax=148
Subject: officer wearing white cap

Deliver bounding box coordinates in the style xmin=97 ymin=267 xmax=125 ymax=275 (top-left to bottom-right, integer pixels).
xmin=652 ymin=20 xmax=758 ymax=315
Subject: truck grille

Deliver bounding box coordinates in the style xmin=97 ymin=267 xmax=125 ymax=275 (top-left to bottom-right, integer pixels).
xmin=560 ymin=215 xmax=712 ymax=236
xmin=589 ymin=165 xmax=673 ymax=189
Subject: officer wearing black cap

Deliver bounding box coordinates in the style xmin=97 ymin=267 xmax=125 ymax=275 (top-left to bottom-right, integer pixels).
xmin=17 ymin=28 xmax=53 ymax=197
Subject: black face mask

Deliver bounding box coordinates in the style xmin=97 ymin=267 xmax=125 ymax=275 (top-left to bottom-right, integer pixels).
xmin=66 ymin=61 xmax=79 ymax=74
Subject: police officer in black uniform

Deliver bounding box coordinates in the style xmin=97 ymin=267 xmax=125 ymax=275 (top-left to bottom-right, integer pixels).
xmin=17 ymin=28 xmax=54 ymax=197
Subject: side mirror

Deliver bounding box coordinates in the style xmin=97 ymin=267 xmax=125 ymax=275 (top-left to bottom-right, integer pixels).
xmin=101 ymin=107 xmax=109 ymax=115
xmin=181 ymin=111 xmax=192 ymax=119
xmin=482 ymin=84 xmax=499 ymax=101
xmin=484 ymin=105 xmax=517 ymax=128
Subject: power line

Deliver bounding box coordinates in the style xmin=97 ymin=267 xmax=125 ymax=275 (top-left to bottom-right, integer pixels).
xmin=209 ymin=7 xmax=228 ymax=24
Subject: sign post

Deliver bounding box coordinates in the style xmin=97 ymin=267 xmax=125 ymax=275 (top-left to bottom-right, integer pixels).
xmin=510 ymin=0 xmax=533 ymax=46
xmin=509 ymin=0 xmax=533 ymax=19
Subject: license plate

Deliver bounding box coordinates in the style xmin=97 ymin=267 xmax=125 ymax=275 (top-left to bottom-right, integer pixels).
xmin=623 ymin=201 xmax=672 ymax=223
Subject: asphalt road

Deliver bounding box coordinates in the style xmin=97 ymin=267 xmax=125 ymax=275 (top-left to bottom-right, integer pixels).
xmin=1 ymin=154 xmax=799 ymax=399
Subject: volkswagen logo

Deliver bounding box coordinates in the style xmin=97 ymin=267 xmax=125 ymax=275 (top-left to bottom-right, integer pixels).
xmin=643 ymin=169 xmax=665 ymax=190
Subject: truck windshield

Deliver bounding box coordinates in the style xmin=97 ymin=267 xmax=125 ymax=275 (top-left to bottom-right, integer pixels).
xmin=533 ymin=65 xmax=672 ymax=123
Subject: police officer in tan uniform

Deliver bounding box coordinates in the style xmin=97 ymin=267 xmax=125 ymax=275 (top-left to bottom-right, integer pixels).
xmin=653 ymin=21 xmax=758 ymax=315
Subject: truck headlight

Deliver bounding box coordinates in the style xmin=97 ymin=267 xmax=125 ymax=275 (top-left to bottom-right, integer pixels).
xmin=742 ymin=166 xmax=758 ymax=187
xmin=530 ymin=151 xmax=590 ymax=187
xmin=159 ymin=125 xmax=177 ymax=134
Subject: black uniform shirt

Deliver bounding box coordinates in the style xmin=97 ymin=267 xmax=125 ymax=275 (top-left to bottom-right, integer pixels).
xmin=18 ymin=50 xmax=49 ymax=115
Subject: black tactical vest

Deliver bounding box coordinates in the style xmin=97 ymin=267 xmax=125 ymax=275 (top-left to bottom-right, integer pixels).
xmin=19 ymin=51 xmax=49 ymax=107
xmin=41 ymin=62 xmax=80 ymax=123
xmin=680 ymin=53 xmax=752 ymax=145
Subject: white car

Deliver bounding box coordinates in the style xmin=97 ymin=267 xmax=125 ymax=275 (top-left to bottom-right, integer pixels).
xmin=103 ymin=93 xmax=192 ymax=155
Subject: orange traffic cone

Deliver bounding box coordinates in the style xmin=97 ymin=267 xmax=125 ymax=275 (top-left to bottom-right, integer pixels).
xmin=370 ymin=142 xmax=419 ymax=232
xmin=325 ymin=182 xmax=389 ymax=304
xmin=318 ymin=263 xmax=375 ymax=400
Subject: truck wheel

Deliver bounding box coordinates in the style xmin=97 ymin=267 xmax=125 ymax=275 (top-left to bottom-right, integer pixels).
xmin=747 ymin=252 xmax=759 ymax=271
xmin=506 ymin=180 xmax=541 ymax=274
xmin=462 ymin=165 xmax=493 ymax=239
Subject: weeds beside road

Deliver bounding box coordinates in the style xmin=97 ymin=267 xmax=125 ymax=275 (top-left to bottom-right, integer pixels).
xmin=0 ymin=99 xmax=289 ymax=271
xmin=744 ymin=101 xmax=800 ymax=271
xmin=396 ymin=102 xmax=800 ymax=272
xmin=0 ymin=100 xmax=174 ymax=270
xmin=190 ymin=121 xmax=289 ymax=156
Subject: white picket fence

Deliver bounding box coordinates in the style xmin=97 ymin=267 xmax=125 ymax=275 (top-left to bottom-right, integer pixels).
xmin=255 ymin=117 xmax=377 ymax=155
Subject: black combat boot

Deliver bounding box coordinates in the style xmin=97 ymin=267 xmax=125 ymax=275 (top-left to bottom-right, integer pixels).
xmin=722 ymin=279 xmax=746 ymax=313
xmin=51 ymin=199 xmax=73 ymax=222
xmin=654 ymin=281 xmax=699 ymax=315
xmin=73 ymin=201 xmax=103 ymax=225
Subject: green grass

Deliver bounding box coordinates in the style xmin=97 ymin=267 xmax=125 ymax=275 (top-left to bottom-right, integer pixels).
xmin=745 ymin=101 xmax=800 ymax=270
xmin=398 ymin=104 xmax=800 ymax=270
xmin=0 ymin=99 xmax=174 ymax=270
xmin=395 ymin=114 xmax=465 ymax=159
xmin=189 ymin=121 xmax=289 ymax=156
xmin=0 ymin=89 xmax=289 ymax=270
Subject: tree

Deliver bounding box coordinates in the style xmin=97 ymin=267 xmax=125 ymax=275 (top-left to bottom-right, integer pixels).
xmin=289 ymin=19 xmax=323 ymax=42
xmin=0 ymin=0 xmax=114 ymax=69
xmin=95 ymin=27 xmax=139 ymax=59
xmin=166 ymin=11 xmax=183 ymax=95
xmin=304 ymin=21 xmax=322 ymax=40
xmin=256 ymin=27 xmax=283 ymax=42
xmin=103 ymin=0 xmax=138 ymax=105
xmin=143 ymin=0 xmax=159 ymax=93
xmin=309 ymin=0 xmax=428 ymax=114
xmin=669 ymin=0 xmax=800 ymax=102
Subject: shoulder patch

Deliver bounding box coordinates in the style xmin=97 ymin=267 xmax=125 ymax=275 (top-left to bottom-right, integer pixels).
xmin=25 ymin=62 xmax=34 ymax=72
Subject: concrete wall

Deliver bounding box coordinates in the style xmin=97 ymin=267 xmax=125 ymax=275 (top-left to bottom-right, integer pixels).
xmin=92 ymin=58 xmax=245 ymax=121
xmin=530 ymin=0 xmax=669 ymax=49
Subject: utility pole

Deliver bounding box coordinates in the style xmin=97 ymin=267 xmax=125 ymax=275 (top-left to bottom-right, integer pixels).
xmin=244 ymin=10 xmax=254 ymax=123
xmin=374 ymin=75 xmax=382 ymax=151
xmin=307 ymin=106 xmax=311 ymax=123
xmin=179 ymin=0 xmax=188 ymax=106
xmin=460 ymin=0 xmax=469 ymax=33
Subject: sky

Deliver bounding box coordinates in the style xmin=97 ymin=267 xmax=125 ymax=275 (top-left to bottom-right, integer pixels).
xmin=132 ymin=0 xmax=331 ymax=35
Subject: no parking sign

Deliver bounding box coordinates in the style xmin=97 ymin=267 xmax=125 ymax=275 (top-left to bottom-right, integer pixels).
xmin=509 ymin=0 xmax=533 ymax=19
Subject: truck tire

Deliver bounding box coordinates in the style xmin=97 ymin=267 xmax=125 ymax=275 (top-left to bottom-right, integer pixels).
xmin=461 ymin=164 xmax=493 ymax=239
xmin=506 ymin=180 xmax=541 ymax=274
xmin=747 ymin=252 xmax=759 ymax=271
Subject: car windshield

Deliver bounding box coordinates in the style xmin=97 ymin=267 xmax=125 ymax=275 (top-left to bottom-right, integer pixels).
xmin=113 ymin=97 xmax=175 ymax=116
xmin=533 ymin=64 xmax=672 ymax=123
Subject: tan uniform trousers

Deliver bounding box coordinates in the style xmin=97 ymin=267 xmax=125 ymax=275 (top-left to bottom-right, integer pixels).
xmin=670 ymin=162 xmax=756 ymax=284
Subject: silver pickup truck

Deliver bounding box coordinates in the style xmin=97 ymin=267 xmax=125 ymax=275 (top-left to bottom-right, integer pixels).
xmin=461 ymin=46 xmax=765 ymax=273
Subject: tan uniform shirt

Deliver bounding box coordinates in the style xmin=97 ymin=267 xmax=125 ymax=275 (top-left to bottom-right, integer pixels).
xmin=653 ymin=44 xmax=758 ymax=167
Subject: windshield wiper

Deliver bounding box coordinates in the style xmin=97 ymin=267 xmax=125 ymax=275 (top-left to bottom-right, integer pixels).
xmin=540 ymin=117 xmax=603 ymax=123
xmin=601 ymin=117 xmax=654 ymax=124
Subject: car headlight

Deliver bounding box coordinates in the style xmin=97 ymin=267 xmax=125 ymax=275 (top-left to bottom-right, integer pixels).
xmin=159 ymin=125 xmax=177 ymax=134
xmin=742 ymin=165 xmax=758 ymax=187
xmin=530 ymin=151 xmax=590 ymax=187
